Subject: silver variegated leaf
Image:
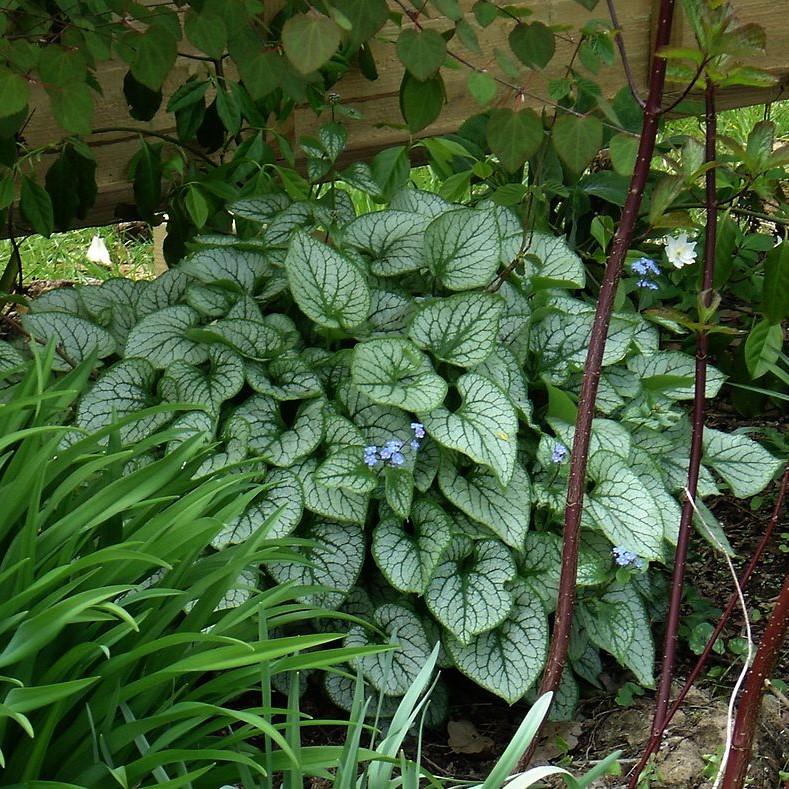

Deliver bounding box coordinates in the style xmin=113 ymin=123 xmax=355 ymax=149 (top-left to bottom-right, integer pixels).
xmin=228 ymin=193 xmax=290 ymax=223
xmin=284 ymin=232 xmax=370 ymax=330
xmin=75 ymin=358 xmax=170 ymax=443
xmin=257 ymin=397 xmax=326 ymax=467
xmin=424 ymin=207 xmax=501 ymax=290
xmin=523 ymin=232 xmax=585 ymax=289
xmin=702 ymin=427 xmax=781 ymax=498
xmin=425 ymin=536 xmax=515 ymax=644
xmin=134 ymin=269 xmax=192 ymax=317
xmin=191 ymin=318 xmax=286 ymax=361
xmin=343 ymin=210 xmax=431 ymax=276
xmin=438 ymin=460 xmax=531 ymax=551
xmin=185 ymin=283 xmax=235 ymax=317
xmin=213 ymin=468 xmax=304 ymax=548
xmin=246 ymin=355 xmax=323 ymax=401
xmin=579 ymin=583 xmax=655 ymax=687
xmin=420 ymin=373 xmax=517 ymax=485
xmin=368 ymin=288 xmax=413 ymax=335
xmin=346 ymin=603 xmax=433 ymax=696
xmin=627 ymin=351 xmax=725 ymax=400
xmin=409 ymin=292 xmax=504 ymax=367
xmin=372 ymin=499 xmax=453 ymax=594
xmin=584 ymin=451 xmax=664 ymax=561
xmin=299 ymin=458 xmax=370 ymax=524
xmin=390 ymin=187 xmax=452 ymax=218
xmin=351 ymin=338 xmax=447 ymax=412
xmin=124 ymin=305 xmax=207 ymax=368
xmin=446 ymin=581 xmax=548 ymax=704
xmin=384 ymin=465 xmax=414 ymax=518
xmin=179 ymin=247 xmax=270 ymax=290
xmin=266 ymin=520 xmax=365 ymax=608
xmin=474 ymin=345 xmax=533 ymax=423
xmin=22 ymin=312 xmax=115 ymax=370
xmin=160 ymin=346 xmax=244 ymax=415
xmin=315 ymin=446 xmax=377 ymax=493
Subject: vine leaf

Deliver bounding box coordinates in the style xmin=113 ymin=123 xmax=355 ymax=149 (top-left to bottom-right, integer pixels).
xmin=351 ymin=338 xmax=447 ymax=412
xmin=409 ymin=292 xmax=504 ymax=367
xmin=372 ymin=500 xmax=453 ymax=594
xmin=281 ymin=13 xmax=341 ymax=75
xmin=486 ymin=108 xmax=543 ymax=173
xmin=447 ymin=581 xmax=548 ymax=703
xmin=266 ymin=520 xmax=364 ymax=608
xmin=420 ymin=373 xmax=517 ymax=485
xmin=346 ymin=603 xmax=433 ymax=696
xmin=285 ymin=232 xmax=370 ymax=330
xmin=425 ymin=536 xmax=515 ymax=644
xmin=396 ymin=28 xmax=447 ymax=80
xmin=438 ymin=461 xmax=531 ymax=550
xmin=551 ymin=115 xmax=603 ymax=174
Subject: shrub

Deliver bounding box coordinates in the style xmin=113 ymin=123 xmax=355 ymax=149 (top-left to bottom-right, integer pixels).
xmin=0 ymin=347 xmax=381 ymax=785
xmin=9 ymin=176 xmax=782 ymax=718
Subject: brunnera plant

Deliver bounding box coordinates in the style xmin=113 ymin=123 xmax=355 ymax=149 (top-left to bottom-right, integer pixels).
xmin=6 ymin=168 xmax=781 ymax=717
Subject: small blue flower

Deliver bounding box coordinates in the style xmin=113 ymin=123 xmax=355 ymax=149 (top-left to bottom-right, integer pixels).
xmin=411 ymin=422 xmax=426 ymax=439
xmin=612 ymin=546 xmax=644 ymax=569
xmin=379 ymin=439 xmax=403 ymax=460
xmin=636 ymin=278 xmax=659 ymax=290
xmin=631 ymin=257 xmax=659 ymax=277
xmin=410 ymin=439 xmax=421 ymax=450
xmin=551 ymin=443 xmax=568 ymax=464
xmin=389 ymin=452 xmax=406 ymax=466
xmin=363 ymin=445 xmax=380 ymax=468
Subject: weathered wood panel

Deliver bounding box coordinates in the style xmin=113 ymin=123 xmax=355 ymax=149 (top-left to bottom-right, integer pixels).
xmin=17 ymin=0 xmax=789 ymax=229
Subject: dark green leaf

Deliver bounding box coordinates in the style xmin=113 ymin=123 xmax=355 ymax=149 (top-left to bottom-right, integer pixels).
xmin=123 ymin=70 xmax=163 ymax=122
xmin=20 ymin=176 xmax=54 ymax=237
xmin=133 ymin=141 xmax=162 ymax=221
xmin=45 ymin=153 xmax=79 ymax=230
xmin=0 ymin=66 xmax=29 ymax=118
xmin=130 ymin=25 xmax=178 ymax=91
xmin=744 ymin=319 xmax=782 ymax=380
xmin=509 ymin=22 xmax=556 ymax=70
xmin=467 ymin=71 xmax=497 ymax=105
xmin=473 ymin=1 xmax=499 ymax=27
xmin=330 ymin=0 xmax=389 ymax=48
xmin=396 ymin=29 xmax=447 ymax=81
xmin=282 ymin=13 xmax=341 ymax=75
xmin=185 ymin=185 xmax=210 ymax=229
xmin=184 ymin=7 xmax=227 ymax=60
xmin=400 ymin=73 xmax=445 ymax=133
xmin=371 ymin=146 xmax=410 ymax=202
xmin=762 ymin=242 xmax=788 ymax=324
xmin=486 ymin=108 xmax=543 ymax=173
xmin=47 ymin=83 xmax=94 ymax=135
xmin=551 ymin=114 xmax=603 ymax=174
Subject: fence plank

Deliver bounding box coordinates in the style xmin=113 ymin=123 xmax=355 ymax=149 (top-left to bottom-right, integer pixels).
xmin=11 ymin=0 xmax=789 ymax=233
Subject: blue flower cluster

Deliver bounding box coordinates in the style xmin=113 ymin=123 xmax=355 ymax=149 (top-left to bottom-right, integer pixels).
xmin=612 ymin=546 xmax=645 ymax=570
xmin=631 ymin=257 xmax=660 ymax=290
xmin=551 ymin=443 xmax=569 ymax=464
xmin=364 ymin=423 xmax=425 ymax=469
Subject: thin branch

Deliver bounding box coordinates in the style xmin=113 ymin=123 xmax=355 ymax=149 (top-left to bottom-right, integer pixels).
xmin=660 ymin=58 xmax=710 ymax=115
xmin=606 ymin=0 xmax=646 ymax=107
xmin=629 ymin=77 xmax=719 ymax=788
xmin=514 ymin=0 xmax=678 ymax=771
xmin=721 ymin=568 xmax=789 ymax=788
xmin=628 ymin=465 xmax=788 ymax=780
xmin=89 ymin=127 xmax=215 ymax=165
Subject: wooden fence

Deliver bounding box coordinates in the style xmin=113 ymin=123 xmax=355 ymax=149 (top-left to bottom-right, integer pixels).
xmin=19 ymin=0 xmax=789 ymax=228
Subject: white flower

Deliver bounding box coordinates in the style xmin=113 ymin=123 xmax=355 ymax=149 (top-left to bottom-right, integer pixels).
xmin=665 ymin=232 xmax=697 ymax=269
xmin=86 ymin=234 xmax=112 ymax=267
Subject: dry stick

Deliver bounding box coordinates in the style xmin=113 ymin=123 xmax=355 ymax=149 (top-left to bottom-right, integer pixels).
xmin=720 ymin=567 xmax=789 ymax=788
xmin=629 ymin=465 xmax=788 ymax=781
xmin=606 ymin=0 xmax=646 ymax=108
xmin=627 ymin=77 xmax=719 ymax=789
xmin=513 ymin=0 xmax=678 ymax=772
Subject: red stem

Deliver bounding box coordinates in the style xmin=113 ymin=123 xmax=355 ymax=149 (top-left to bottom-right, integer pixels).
xmin=721 ymin=568 xmax=789 ymax=788
xmin=514 ymin=0 xmax=677 ymax=771
xmin=628 ymin=77 xmax=718 ymax=789
xmin=628 ymin=465 xmax=788 ymax=780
